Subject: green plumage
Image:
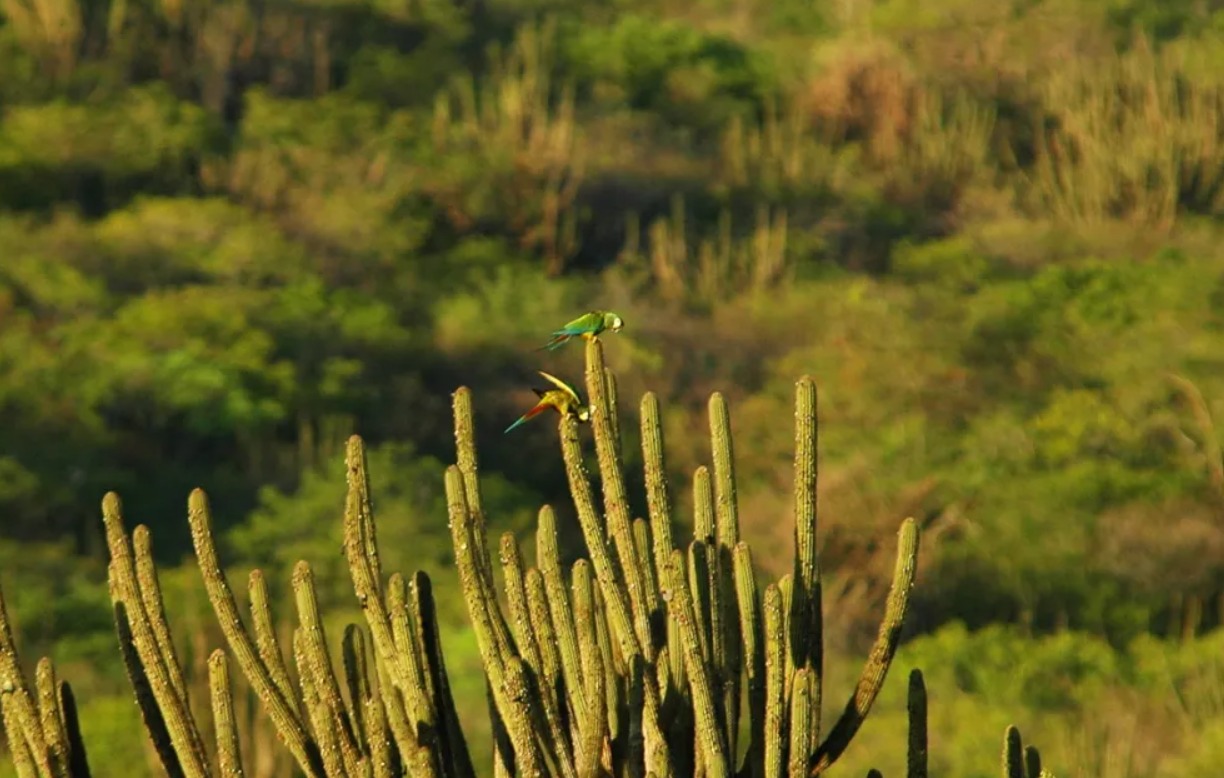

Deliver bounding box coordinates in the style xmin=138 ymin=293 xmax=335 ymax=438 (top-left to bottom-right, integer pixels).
xmin=538 ymin=310 xmax=625 ymax=351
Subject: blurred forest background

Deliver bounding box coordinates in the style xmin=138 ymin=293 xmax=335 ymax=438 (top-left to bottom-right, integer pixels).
xmin=2 ymin=0 xmax=1224 ymax=774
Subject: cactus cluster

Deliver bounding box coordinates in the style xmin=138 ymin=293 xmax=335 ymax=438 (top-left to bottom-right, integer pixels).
xmin=1 ymin=339 xmax=1054 ymax=776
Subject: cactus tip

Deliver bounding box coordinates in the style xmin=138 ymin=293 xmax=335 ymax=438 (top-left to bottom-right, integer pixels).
xmin=187 ymin=488 xmax=209 ymax=512
xmin=101 ymin=491 xmax=122 ymax=515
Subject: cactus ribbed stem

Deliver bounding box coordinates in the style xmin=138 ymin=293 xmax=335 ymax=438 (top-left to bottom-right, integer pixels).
xmin=446 ymin=466 xmax=545 ymax=774
xmin=208 ymin=650 xmax=246 ymax=777
xmin=791 ymin=377 xmax=822 ymax=753
xmin=104 ymin=498 xmax=209 ymax=778
xmin=1 ymin=695 xmax=38 ymax=778
xmin=788 ymin=669 xmax=814 ymax=778
xmin=907 ymin=670 xmax=927 ymax=778
xmin=574 ymin=560 xmax=607 ymax=775
xmin=763 ymin=584 xmax=786 ymax=778
xmin=294 ymin=628 xmax=348 ymax=777
xmin=412 ymin=572 xmax=476 ymax=778
xmin=666 ymin=546 xmax=729 ymax=778
xmin=292 ymin=561 xmax=362 ymax=774
xmin=188 ymin=489 xmax=326 ymax=778
xmin=34 ymin=657 xmax=69 ymax=777
xmin=343 ymin=439 xmax=437 ymax=775
xmin=452 ymin=389 xmax=516 ymax=663
xmin=112 ymin=598 xmax=184 ymax=778
xmin=536 ymin=505 xmax=590 ymax=737
xmin=734 ymin=543 xmax=764 ymax=773
xmin=60 ymin=682 xmax=91 ymax=778
xmin=0 ymin=582 xmax=52 ymax=778
xmin=585 ymin=339 xmax=654 ymax=660
xmin=501 ymin=533 xmax=577 ymax=778
xmin=248 ymin=570 xmax=299 ymax=719
xmin=1004 ymin=726 xmax=1024 ymax=778
xmin=133 ymin=527 xmax=190 ymax=708
xmin=641 ymin=393 xmax=678 ymax=600
xmin=811 ymin=519 xmax=919 ymax=775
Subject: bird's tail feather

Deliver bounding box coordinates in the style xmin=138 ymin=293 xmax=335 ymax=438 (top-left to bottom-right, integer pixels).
xmin=504 ymin=401 xmax=548 ymax=433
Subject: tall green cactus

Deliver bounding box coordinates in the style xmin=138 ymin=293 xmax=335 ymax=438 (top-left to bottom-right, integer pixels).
xmin=0 ymin=338 xmax=1058 ymax=777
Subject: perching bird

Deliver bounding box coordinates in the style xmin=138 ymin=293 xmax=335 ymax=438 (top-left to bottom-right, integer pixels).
xmin=537 ymin=310 xmax=625 ymax=351
xmin=504 ymin=371 xmax=592 ymax=433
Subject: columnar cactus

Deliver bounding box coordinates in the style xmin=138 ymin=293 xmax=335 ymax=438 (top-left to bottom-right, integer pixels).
xmin=0 ymin=339 xmax=1055 ymax=777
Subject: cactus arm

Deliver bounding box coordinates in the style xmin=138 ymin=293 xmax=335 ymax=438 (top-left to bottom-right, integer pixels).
xmin=907 ymin=670 xmax=927 ymax=778
xmin=0 ymin=581 xmax=54 ymax=778
xmin=790 ymin=377 xmax=822 ymax=751
xmin=501 ymin=533 xmax=577 ymax=778
xmin=604 ymin=367 xmax=623 ymax=459
xmin=412 ymin=572 xmax=476 ymax=778
xmin=733 ymin=543 xmax=763 ymax=776
xmin=445 ymin=466 xmax=545 ymax=774
xmin=111 ymin=599 xmax=186 ymax=778
xmin=640 ymin=392 xmax=678 ymax=601
xmin=763 ymin=583 xmax=786 ymax=778
xmin=1024 ymin=745 xmax=1043 ymax=778
xmin=1003 ymin=726 xmax=1024 ymax=778
xmin=342 ymin=439 xmax=437 ymax=775
xmin=594 ymin=587 xmax=621 ymax=748
xmin=386 ymin=574 xmax=434 ymax=733
xmin=247 ymin=570 xmax=300 ymax=718
xmin=500 ymin=534 xmax=543 ymax=675
xmin=293 ymin=628 xmax=350 ymax=777
xmin=708 ymin=394 xmax=741 ymax=549
xmin=451 ymin=389 xmax=516 ymax=662
xmin=133 ymin=527 xmax=191 ymax=707
xmin=536 ymin=506 xmax=590 ymax=738
xmin=787 ymin=669 xmax=814 ymax=778
xmin=558 ymin=414 xmax=641 ymax=669
xmin=687 ymin=541 xmax=713 ymax=666
xmin=373 ymin=652 xmax=417 ymax=773
xmin=35 ymin=658 xmax=69 ymax=776
xmin=810 ymin=518 xmax=920 ymax=775
xmin=503 ymin=657 xmax=548 ymax=777
xmin=574 ymin=561 xmax=608 ymax=776
xmin=292 ymin=561 xmax=363 ymax=774
xmin=633 ymin=518 xmax=663 ymax=643
xmin=208 ymin=650 xmax=246 ymax=778
xmin=777 ymin=574 xmax=794 ymax=714
xmin=187 ymin=489 xmax=326 ymax=778
xmin=340 ymin=625 xmax=371 ymax=757
xmin=1 ymin=693 xmax=38 ymax=778
xmin=694 ymin=466 xmax=715 ymax=543
xmin=59 ymin=682 xmax=92 ymax=778
xmin=103 ymin=498 xmax=210 ymax=778
xmin=584 ymin=339 xmax=655 ymax=659
xmin=666 ymin=546 xmax=730 ymax=778
xmin=525 ymin=568 xmax=563 ymax=715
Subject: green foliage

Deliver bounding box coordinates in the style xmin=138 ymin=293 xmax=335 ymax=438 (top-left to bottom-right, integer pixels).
xmin=1 ymin=0 xmax=1224 ymax=772
xmin=560 ymin=14 xmax=777 ymax=131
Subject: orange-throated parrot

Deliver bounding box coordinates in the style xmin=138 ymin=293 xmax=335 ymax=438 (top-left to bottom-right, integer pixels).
xmin=537 ymin=310 xmax=624 ymax=351
xmin=504 ymin=370 xmax=592 ymax=433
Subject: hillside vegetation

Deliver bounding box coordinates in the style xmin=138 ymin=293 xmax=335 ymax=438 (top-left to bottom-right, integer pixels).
xmin=1 ymin=0 xmax=1224 ymax=775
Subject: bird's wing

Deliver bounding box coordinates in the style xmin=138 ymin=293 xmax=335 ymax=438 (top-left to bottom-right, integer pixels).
xmin=554 ymin=311 xmax=602 ymax=336
xmin=537 ymin=370 xmax=582 ymax=406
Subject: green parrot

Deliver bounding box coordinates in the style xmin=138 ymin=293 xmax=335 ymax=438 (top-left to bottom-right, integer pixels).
xmin=504 ymin=370 xmax=592 ymax=433
xmin=537 ymin=310 xmax=625 ymax=351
